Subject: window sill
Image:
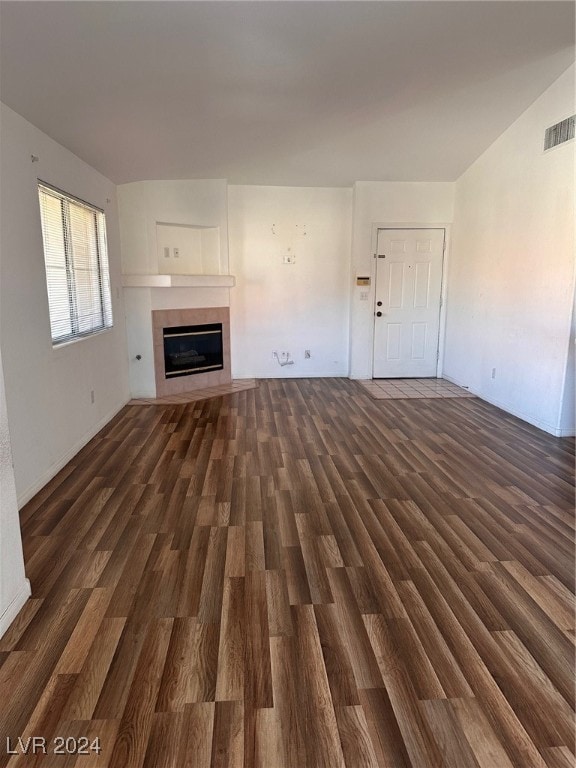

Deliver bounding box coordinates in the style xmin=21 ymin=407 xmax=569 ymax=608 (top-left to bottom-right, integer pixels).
xmin=52 ymin=326 xmax=113 ymax=350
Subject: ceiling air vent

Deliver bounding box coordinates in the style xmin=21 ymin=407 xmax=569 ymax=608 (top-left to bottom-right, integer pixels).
xmin=544 ymin=115 xmax=575 ymax=151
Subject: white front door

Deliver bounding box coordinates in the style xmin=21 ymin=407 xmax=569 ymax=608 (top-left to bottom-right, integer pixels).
xmin=373 ymin=228 xmax=445 ymax=378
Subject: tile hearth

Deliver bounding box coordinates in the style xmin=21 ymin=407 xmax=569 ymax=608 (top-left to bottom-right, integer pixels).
xmin=129 ymin=379 xmax=257 ymax=405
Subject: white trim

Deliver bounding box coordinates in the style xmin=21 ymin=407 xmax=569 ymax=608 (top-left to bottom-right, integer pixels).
xmin=543 ymin=136 xmax=575 ymax=156
xmin=122 ymin=274 xmax=235 ymax=288
xmin=555 ymin=269 xmax=576 ymax=436
xmin=0 ymin=579 xmax=31 ymax=639
xmin=436 ymin=227 xmax=451 ymax=379
xmin=232 ymin=371 xmax=347 ymax=380
xmin=555 ymin=427 xmax=576 ymax=438
xmin=442 ymin=374 xmax=574 ymax=438
xmin=16 ymin=399 xmax=129 ymax=508
xmin=369 ymin=222 xmax=451 ymax=380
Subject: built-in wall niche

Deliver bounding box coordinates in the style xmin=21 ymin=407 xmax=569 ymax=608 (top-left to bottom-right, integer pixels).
xmin=156 ymin=222 xmax=221 ymax=276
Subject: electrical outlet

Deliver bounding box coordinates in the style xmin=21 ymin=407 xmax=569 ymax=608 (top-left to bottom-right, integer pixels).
xmin=304 ymin=350 xmax=311 ymax=359
xmin=163 ymin=247 xmax=170 ymax=259
xmin=282 ymin=254 xmax=296 ymax=264
xmin=173 ymin=247 xmax=180 ymax=258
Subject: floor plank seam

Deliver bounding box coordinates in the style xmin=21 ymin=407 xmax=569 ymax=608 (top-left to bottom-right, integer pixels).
xmin=2 ymin=378 xmax=573 ymax=768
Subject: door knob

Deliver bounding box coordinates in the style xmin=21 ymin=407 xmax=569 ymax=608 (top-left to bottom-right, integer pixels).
xmin=376 ymin=301 xmax=382 ymax=307
xmin=376 ymin=311 xmax=383 ymax=317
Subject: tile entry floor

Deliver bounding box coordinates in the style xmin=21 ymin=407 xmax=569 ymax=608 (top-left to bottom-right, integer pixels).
xmin=359 ymin=377 xmax=476 ymax=400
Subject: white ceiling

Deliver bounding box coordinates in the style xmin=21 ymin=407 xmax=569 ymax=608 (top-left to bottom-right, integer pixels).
xmin=1 ymin=1 xmax=574 ymax=186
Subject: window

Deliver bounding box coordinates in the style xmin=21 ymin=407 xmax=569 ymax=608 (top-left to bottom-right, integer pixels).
xmin=38 ymin=182 xmax=113 ymax=345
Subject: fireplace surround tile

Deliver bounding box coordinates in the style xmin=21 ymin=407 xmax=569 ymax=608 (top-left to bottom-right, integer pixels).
xmin=152 ymin=307 xmax=231 ymax=397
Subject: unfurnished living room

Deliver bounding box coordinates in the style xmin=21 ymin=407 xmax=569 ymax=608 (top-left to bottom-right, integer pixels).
xmin=0 ymin=1 xmax=574 ymax=767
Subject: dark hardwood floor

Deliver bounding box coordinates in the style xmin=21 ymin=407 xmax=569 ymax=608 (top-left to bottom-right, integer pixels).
xmin=1 ymin=378 xmax=574 ymax=767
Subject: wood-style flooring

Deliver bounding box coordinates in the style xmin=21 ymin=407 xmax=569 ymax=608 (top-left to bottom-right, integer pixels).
xmin=1 ymin=378 xmax=574 ymax=767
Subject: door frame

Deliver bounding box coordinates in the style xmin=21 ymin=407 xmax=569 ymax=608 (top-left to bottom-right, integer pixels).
xmin=369 ymin=222 xmax=451 ymax=379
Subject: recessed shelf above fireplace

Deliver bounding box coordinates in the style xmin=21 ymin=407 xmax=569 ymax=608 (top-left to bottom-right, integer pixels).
xmin=156 ymin=222 xmax=221 ymax=276
xmin=122 ymin=274 xmax=235 ymax=288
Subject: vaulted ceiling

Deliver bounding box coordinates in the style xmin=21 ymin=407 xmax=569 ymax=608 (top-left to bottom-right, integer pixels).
xmin=1 ymin=1 xmax=574 ymax=186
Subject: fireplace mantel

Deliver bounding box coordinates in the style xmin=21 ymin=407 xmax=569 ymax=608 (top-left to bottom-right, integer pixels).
xmin=122 ymin=274 xmax=235 ymax=288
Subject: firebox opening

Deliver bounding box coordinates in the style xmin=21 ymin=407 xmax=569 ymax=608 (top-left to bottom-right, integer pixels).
xmin=163 ymin=323 xmax=223 ymax=378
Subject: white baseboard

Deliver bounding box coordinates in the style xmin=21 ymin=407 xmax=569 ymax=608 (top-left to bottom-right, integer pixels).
xmin=0 ymin=579 xmax=31 ymax=639
xmin=442 ymin=375 xmax=574 ymax=438
xmin=554 ymin=426 xmax=576 ymax=437
xmin=232 ymin=370 xmax=347 ymax=379
xmin=17 ymin=399 xmax=129 ymax=508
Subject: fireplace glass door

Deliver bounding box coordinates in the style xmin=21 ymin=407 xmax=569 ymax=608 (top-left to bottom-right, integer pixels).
xmin=163 ymin=323 xmax=223 ymax=378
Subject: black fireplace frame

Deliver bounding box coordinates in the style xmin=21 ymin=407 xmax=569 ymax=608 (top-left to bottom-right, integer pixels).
xmin=162 ymin=322 xmax=224 ymax=379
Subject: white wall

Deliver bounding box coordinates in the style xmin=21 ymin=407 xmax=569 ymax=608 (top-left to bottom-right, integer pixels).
xmin=155 ymin=225 xmax=220 ymax=276
xmin=349 ymin=182 xmax=455 ymax=378
xmin=0 ymin=104 xmax=130 ymax=503
xmin=118 ymin=179 xmax=231 ymax=397
xmin=228 ymin=185 xmax=353 ymax=378
xmin=444 ymin=66 xmax=575 ymax=436
xmin=124 ymin=285 xmax=231 ymax=398
xmin=0 ymin=346 xmax=30 ymax=638
xmin=118 ymin=179 xmax=229 ymax=275
xmin=559 ymin=301 xmax=575 ymax=434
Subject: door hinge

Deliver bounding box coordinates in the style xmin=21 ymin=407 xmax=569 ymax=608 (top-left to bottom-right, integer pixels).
xmin=377 ymin=254 xmax=386 ymax=259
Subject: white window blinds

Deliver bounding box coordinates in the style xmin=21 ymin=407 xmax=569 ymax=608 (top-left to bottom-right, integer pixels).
xmin=38 ymin=183 xmax=113 ymax=345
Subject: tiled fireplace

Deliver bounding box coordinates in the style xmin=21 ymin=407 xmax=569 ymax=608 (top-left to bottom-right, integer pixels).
xmin=152 ymin=307 xmax=231 ymax=397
